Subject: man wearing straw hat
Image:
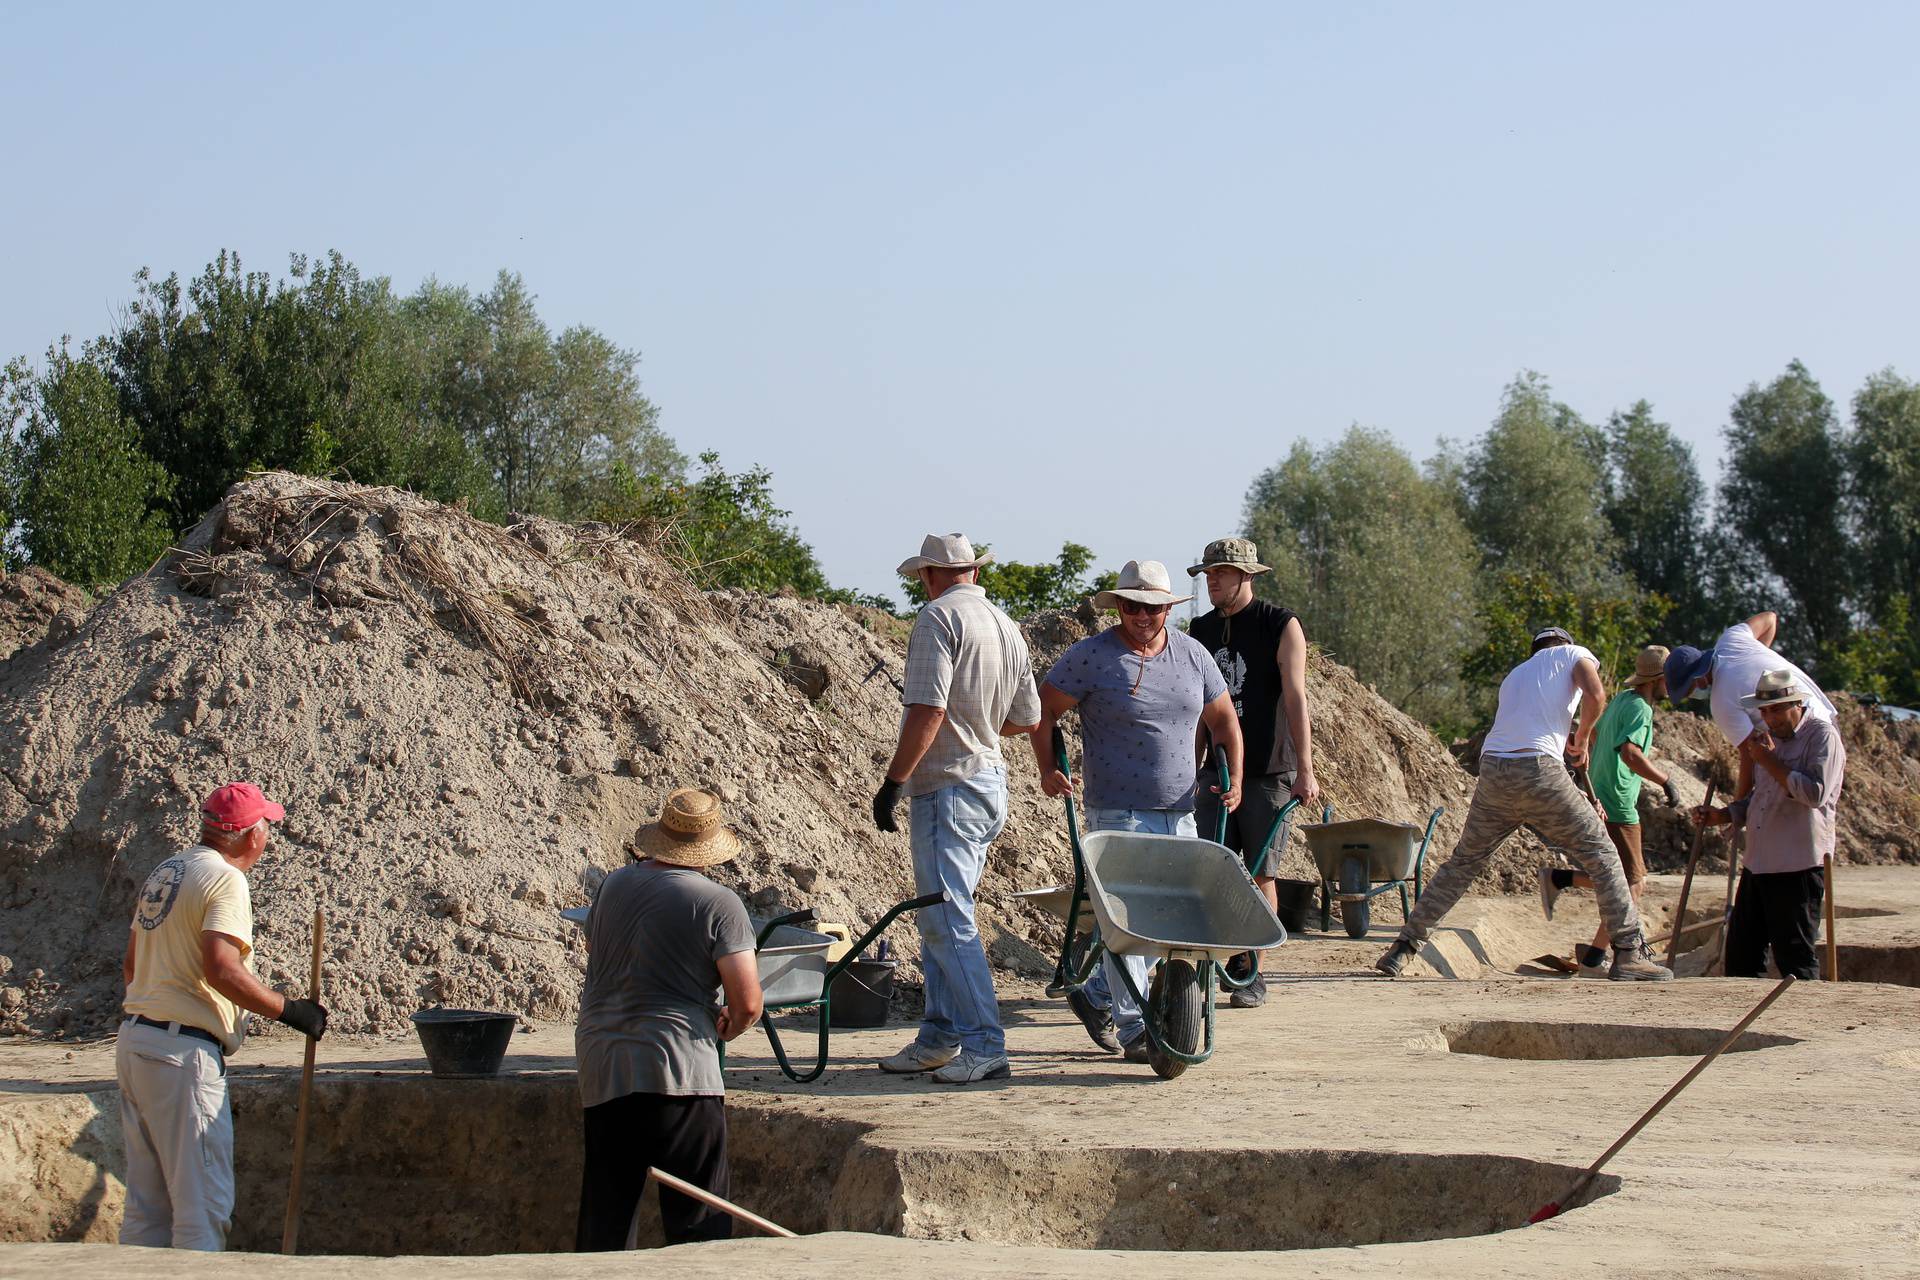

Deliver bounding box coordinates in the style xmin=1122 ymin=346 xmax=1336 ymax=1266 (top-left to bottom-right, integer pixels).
xmin=1032 ymin=559 xmax=1243 ymax=1063
xmin=576 ymin=789 xmax=763 ymax=1249
xmin=1692 ymin=670 xmax=1846 ymax=980
xmin=1187 ymin=536 xmax=1319 ymax=1009
xmin=872 ymin=533 xmax=1041 ymax=1085
xmin=1538 ymin=645 xmax=1685 ymax=976
xmin=1375 ymin=628 xmax=1672 ymax=981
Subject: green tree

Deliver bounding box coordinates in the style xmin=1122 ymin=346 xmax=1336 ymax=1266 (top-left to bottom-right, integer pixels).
xmin=1461 ymin=571 xmax=1672 ymax=716
xmin=1604 ymin=400 xmax=1709 ymax=628
xmin=1458 ymin=373 xmax=1620 ymax=587
xmin=898 ymin=542 xmax=1119 ymax=617
xmin=1245 ymin=427 xmax=1480 ymax=730
xmin=1720 ymin=360 xmax=1852 ymax=660
xmin=5 ymin=345 xmax=174 ymax=586
xmin=1849 ymin=370 xmax=1920 ymax=701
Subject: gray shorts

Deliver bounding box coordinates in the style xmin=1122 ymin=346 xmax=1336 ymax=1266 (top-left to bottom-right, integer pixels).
xmin=1194 ymin=771 xmax=1297 ymax=876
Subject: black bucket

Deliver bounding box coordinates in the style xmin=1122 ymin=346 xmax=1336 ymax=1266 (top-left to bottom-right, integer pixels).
xmin=410 ymin=1008 xmax=517 ymax=1078
xmin=829 ymin=959 xmax=896 ymax=1028
xmin=1274 ymin=879 xmax=1318 ymax=933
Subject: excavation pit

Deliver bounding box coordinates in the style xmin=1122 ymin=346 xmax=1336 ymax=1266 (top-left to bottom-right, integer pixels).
xmin=1428 ymin=1020 xmax=1801 ymax=1061
xmin=1836 ymin=943 xmax=1920 ymax=987
xmin=7 ymin=1072 xmax=1618 ymax=1255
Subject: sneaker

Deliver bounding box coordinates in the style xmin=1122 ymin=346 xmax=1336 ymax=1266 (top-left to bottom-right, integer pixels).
xmin=1066 ymin=986 xmax=1121 ymax=1053
xmin=878 ymin=1041 xmax=959 ymax=1073
xmin=1229 ymin=971 xmax=1268 ymax=1009
xmin=1608 ymin=934 xmax=1675 ymax=983
xmin=1120 ymin=1032 xmax=1151 ymax=1064
xmin=1537 ymin=867 xmax=1562 ymax=921
xmin=1374 ymin=938 xmax=1418 ymax=977
xmin=932 ymin=1049 xmax=1012 ymax=1084
xmin=1576 ymin=944 xmax=1610 ymax=978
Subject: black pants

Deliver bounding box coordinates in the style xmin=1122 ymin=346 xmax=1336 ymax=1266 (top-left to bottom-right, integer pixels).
xmin=1725 ymin=866 xmax=1825 ymax=980
xmin=577 ymin=1093 xmax=731 ymax=1250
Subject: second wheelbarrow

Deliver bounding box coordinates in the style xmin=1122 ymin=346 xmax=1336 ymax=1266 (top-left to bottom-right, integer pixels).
xmin=1301 ymin=807 xmax=1444 ymax=938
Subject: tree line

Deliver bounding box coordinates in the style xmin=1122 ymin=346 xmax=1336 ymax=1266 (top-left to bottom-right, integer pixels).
xmin=1243 ymin=366 xmax=1920 ymax=730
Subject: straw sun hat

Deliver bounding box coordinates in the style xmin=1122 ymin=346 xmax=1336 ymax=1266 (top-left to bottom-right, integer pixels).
xmin=636 ymin=789 xmax=743 ymax=868
xmin=1624 ymin=644 xmax=1671 ymax=690
xmin=1739 ymin=668 xmax=1810 ymax=711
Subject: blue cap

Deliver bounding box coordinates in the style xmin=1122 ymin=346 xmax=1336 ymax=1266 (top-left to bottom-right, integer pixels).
xmin=1663 ymin=644 xmax=1714 ymax=706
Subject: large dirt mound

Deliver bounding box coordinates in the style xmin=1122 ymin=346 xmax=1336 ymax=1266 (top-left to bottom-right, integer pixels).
xmin=0 ymin=474 xmax=1533 ymax=1041
xmin=0 ymin=569 xmax=90 ymax=664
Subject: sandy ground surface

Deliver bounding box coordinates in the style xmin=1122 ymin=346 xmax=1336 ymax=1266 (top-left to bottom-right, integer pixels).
xmin=3 ymin=871 xmax=1919 ymax=1276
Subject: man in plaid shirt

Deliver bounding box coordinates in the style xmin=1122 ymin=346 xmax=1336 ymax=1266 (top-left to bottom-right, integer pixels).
xmin=872 ymin=533 xmax=1040 ymax=1085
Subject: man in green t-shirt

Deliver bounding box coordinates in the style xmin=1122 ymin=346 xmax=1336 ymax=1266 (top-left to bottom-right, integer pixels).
xmin=1538 ymin=646 xmax=1684 ymax=974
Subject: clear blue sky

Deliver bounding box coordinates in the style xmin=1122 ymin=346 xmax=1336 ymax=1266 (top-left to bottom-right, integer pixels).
xmin=4 ymin=3 xmax=1915 ymax=602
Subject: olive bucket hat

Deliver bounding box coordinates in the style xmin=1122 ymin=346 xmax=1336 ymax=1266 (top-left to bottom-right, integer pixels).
xmin=1186 ymin=537 xmax=1272 ymax=577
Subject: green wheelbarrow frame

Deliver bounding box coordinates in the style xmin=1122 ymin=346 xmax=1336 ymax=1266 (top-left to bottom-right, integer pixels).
xmin=731 ymin=890 xmax=945 ymax=1083
xmin=1311 ymin=805 xmax=1446 ymax=937
xmin=1205 ymin=750 xmax=1302 ymax=992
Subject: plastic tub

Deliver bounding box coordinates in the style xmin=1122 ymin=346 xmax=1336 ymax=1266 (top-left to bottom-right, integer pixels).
xmin=409 ymin=1008 xmax=517 ymax=1078
xmin=829 ymin=958 xmax=896 ymax=1028
xmin=1274 ymin=879 xmax=1317 ymax=933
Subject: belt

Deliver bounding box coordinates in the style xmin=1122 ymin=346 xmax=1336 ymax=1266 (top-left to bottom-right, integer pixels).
xmin=125 ymin=1014 xmax=224 ymax=1056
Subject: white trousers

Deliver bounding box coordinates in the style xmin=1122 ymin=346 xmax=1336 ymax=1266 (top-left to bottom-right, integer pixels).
xmin=115 ymin=1020 xmax=234 ymax=1250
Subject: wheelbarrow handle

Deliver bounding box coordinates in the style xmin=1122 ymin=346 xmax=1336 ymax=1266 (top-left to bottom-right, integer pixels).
xmin=1052 ymin=724 xmax=1071 ymax=776
xmin=1247 ymin=796 xmax=1303 ymax=878
xmin=824 ymin=892 xmax=948 ymax=985
xmin=755 ymin=907 xmax=818 ymax=948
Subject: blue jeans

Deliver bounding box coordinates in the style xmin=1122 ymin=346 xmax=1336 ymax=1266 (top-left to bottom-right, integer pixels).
xmin=1080 ymin=807 xmax=1196 ymax=1046
xmin=910 ymin=767 xmax=1009 ymax=1057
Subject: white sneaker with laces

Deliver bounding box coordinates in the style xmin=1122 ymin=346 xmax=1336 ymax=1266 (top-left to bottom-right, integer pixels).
xmin=878 ymin=1041 xmax=959 ymax=1073
xmin=932 ymin=1049 xmax=1012 ymax=1084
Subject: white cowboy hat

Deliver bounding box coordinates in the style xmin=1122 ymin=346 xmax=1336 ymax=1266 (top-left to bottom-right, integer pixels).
xmin=1739 ymin=668 xmax=1810 ymax=711
xmin=1092 ymin=560 xmax=1193 ymax=611
xmin=895 ymin=533 xmax=993 ymax=578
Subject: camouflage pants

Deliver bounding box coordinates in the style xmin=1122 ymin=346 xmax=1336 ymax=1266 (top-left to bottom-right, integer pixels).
xmin=1402 ymin=753 xmax=1643 ymax=948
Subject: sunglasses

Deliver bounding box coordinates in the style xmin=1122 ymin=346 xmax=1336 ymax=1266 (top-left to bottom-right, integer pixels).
xmin=1118 ymin=600 xmax=1170 ymax=616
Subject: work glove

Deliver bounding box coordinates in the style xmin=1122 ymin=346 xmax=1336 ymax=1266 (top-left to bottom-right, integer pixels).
xmin=1661 ymin=778 xmax=1683 ymax=809
xmin=872 ymin=778 xmax=902 ymax=833
xmin=277 ymin=997 xmax=329 ymax=1041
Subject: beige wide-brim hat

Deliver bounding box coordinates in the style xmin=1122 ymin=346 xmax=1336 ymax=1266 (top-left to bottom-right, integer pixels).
xmin=1092 ymin=559 xmax=1194 ymax=611
xmin=1624 ymin=644 xmax=1671 ymax=690
xmin=636 ymin=788 xmax=744 ymax=868
xmin=1739 ymin=668 xmax=1810 ymax=711
xmin=896 ymin=532 xmax=993 ymax=578
xmin=1186 ymin=536 xmax=1272 ymax=577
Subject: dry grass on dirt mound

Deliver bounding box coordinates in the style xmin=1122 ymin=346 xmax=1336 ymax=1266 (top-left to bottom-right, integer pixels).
xmin=1 ymin=473 xmax=1537 ymax=1043
xmin=0 ymin=568 xmax=90 ymax=663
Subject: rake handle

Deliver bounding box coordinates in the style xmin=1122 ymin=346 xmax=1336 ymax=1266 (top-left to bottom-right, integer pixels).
xmin=281 ymin=906 xmax=324 ymax=1253
xmin=1666 ymin=780 xmax=1715 ymax=967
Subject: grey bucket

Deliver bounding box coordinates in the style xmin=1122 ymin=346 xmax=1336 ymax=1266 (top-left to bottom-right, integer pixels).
xmin=409 ymin=1008 xmax=517 ymax=1078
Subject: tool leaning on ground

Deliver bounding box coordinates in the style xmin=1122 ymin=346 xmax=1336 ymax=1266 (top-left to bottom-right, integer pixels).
xmin=1527 ymin=974 xmax=1795 ymax=1224
xmin=281 ymin=906 xmax=325 ymax=1254
xmin=1665 ymin=780 xmax=1718 ymax=968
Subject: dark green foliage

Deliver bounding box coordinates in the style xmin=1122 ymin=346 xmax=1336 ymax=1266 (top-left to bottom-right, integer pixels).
xmin=1604 ymin=401 xmax=1707 ymax=625
xmin=1461 ymin=572 xmax=1672 ymax=716
xmin=899 ymin=542 xmax=1119 ymax=617
xmin=3 ymin=346 xmax=174 ymax=587
xmin=1848 ymin=371 xmax=1920 ymax=703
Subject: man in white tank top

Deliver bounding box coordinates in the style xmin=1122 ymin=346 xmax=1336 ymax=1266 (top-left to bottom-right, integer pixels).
xmin=1374 ymin=629 xmax=1673 ymax=981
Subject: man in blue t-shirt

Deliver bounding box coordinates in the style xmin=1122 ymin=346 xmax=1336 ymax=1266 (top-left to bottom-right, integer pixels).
xmin=1031 ymin=559 xmax=1243 ymax=1063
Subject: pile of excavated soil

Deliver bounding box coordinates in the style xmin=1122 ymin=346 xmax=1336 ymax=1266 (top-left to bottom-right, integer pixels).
xmin=0 ymin=569 xmax=90 ymax=664
xmin=0 ymin=473 xmax=1539 ymax=1042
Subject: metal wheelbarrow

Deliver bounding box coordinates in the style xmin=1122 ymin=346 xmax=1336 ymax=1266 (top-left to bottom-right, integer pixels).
xmin=1301 ymin=806 xmax=1444 ymax=938
xmin=738 ymin=891 xmax=944 ymax=1083
xmin=1025 ymin=733 xmax=1286 ymax=1079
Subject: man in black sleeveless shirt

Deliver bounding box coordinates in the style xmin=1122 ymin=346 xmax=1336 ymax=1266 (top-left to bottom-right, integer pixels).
xmin=1188 ymin=537 xmax=1320 ymax=1009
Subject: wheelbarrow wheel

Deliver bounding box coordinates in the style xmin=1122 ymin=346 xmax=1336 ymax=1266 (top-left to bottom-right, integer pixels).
xmin=1338 ymin=856 xmax=1371 ymax=939
xmin=1146 ymin=959 xmax=1202 ymax=1080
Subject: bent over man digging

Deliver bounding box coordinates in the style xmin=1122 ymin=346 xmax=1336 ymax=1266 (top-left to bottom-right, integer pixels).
xmin=118 ymin=782 xmax=328 ymax=1251
xmin=1033 ymin=559 xmax=1244 ymax=1063
xmin=872 ymin=533 xmax=1041 ymax=1085
xmin=1375 ymin=629 xmax=1671 ymax=982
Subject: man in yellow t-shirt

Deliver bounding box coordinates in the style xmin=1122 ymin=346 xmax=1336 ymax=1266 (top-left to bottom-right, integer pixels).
xmin=118 ymin=782 xmax=328 ymax=1250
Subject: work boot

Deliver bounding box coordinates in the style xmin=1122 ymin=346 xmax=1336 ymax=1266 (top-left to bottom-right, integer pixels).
xmin=1229 ymin=971 xmax=1268 ymax=1009
xmin=1120 ymin=1032 xmax=1151 ymax=1064
xmin=1537 ymin=867 xmax=1562 ymax=921
xmin=1577 ymin=944 xmax=1610 ymax=978
xmin=1374 ymin=938 xmax=1418 ymax=977
xmin=877 ymin=1041 xmax=959 ymax=1073
xmin=1066 ymin=986 xmax=1121 ymax=1053
xmin=932 ymin=1050 xmax=1012 ymax=1084
xmin=1608 ymin=933 xmax=1675 ymax=983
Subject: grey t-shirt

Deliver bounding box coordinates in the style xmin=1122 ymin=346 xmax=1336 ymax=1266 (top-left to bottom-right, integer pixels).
xmin=575 ymin=860 xmax=755 ymax=1106
xmin=1045 ymin=627 xmax=1227 ymax=811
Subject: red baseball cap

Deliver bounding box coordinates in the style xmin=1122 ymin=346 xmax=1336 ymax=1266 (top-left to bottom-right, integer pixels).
xmin=201 ymin=782 xmax=285 ymax=831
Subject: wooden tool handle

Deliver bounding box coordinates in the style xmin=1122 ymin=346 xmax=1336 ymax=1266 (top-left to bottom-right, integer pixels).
xmin=1823 ymin=856 xmax=1838 ymax=982
xmin=281 ymin=906 xmax=324 ymax=1254
xmin=647 ymin=1166 xmax=797 ymax=1238
xmin=1666 ymin=780 xmax=1715 ymax=967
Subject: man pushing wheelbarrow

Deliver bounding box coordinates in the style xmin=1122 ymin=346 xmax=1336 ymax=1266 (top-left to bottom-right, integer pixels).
xmin=1032 ymin=559 xmax=1245 ymax=1064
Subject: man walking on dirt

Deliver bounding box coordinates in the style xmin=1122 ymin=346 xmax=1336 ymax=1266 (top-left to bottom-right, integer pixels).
xmin=118 ymin=783 xmax=328 ymax=1250
xmin=1375 ymin=629 xmax=1671 ymax=981
xmin=1033 ymin=559 xmax=1244 ymax=1063
xmin=1692 ymin=670 xmax=1845 ymax=979
xmin=1187 ymin=537 xmax=1319 ymax=1009
xmin=1538 ymin=645 xmax=1685 ymax=975
xmin=872 ymin=533 xmax=1041 ymax=1085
